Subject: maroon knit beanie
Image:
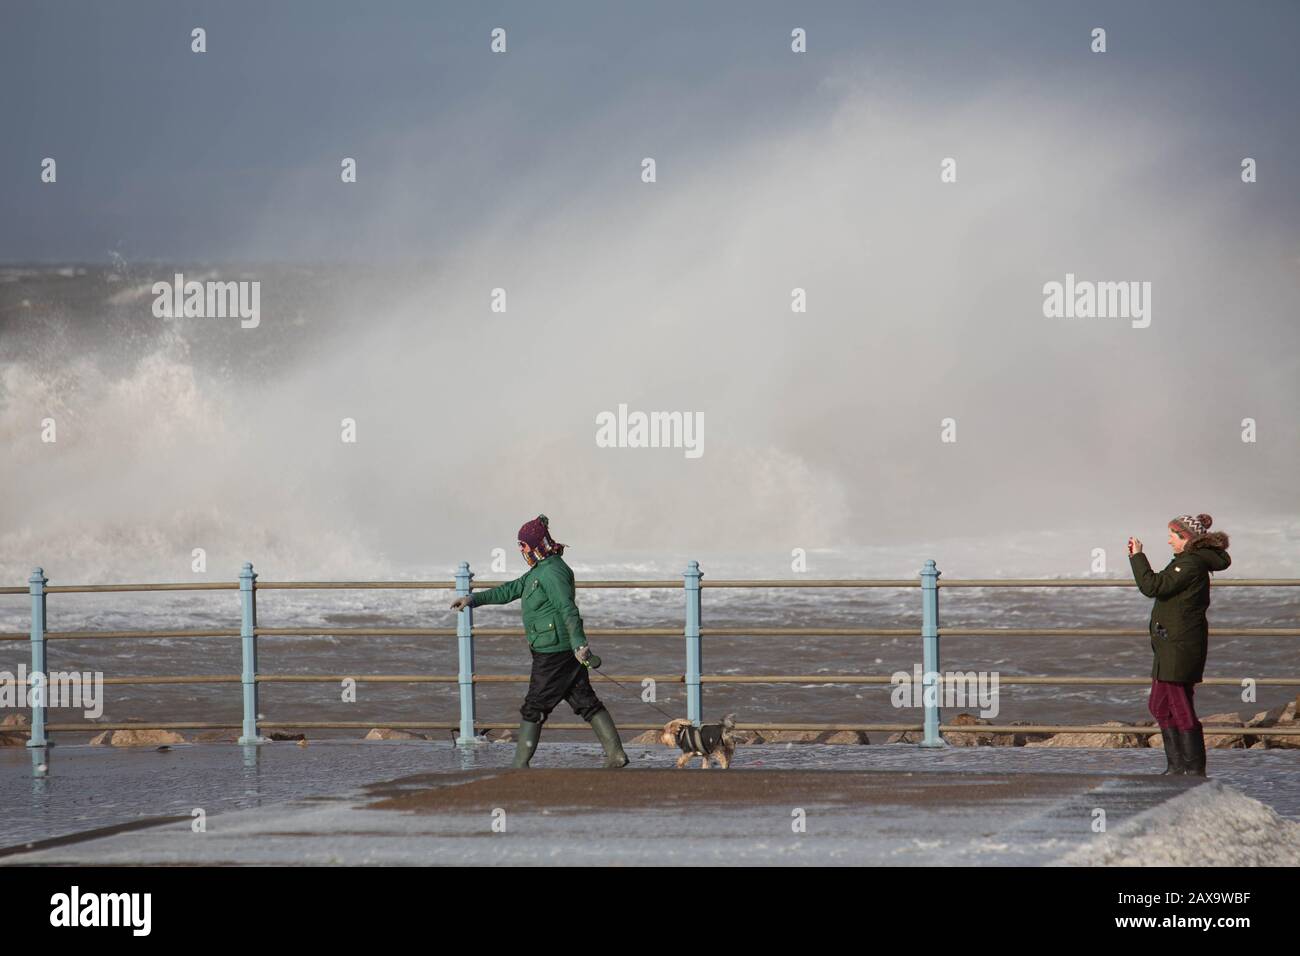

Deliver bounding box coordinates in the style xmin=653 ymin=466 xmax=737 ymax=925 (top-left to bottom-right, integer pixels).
xmin=517 ymin=514 xmax=565 ymax=556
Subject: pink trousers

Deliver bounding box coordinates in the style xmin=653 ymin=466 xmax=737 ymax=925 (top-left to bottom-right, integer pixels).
xmin=1148 ymin=678 xmax=1201 ymax=732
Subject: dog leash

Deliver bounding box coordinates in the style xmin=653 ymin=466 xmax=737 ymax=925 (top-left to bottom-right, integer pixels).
xmin=581 ymin=655 xmax=680 ymax=723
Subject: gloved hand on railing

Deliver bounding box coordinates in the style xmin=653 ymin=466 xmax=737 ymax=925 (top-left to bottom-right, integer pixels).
xmin=449 ymin=595 xmax=472 ymax=611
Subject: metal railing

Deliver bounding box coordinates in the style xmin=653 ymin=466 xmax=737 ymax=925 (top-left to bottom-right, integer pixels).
xmin=3 ymin=560 xmax=1298 ymax=747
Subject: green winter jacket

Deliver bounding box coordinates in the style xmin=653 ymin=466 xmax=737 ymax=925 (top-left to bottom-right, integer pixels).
xmin=468 ymin=554 xmax=588 ymax=654
xmin=1129 ymin=540 xmax=1231 ymax=683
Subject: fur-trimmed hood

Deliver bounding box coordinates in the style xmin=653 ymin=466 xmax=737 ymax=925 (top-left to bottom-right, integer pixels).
xmin=1186 ymin=532 xmax=1231 ymax=571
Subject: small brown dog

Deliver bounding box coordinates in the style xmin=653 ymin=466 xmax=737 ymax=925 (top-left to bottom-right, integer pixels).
xmin=658 ymin=714 xmax=738 ymax=769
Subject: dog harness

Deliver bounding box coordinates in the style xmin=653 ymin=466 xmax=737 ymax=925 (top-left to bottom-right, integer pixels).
xmin=675 ymin=723 xmax=724 ymax=754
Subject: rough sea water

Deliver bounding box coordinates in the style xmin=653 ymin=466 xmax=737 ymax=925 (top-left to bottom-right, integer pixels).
xmin=2 ymin=268 xmax=1299 ymax=741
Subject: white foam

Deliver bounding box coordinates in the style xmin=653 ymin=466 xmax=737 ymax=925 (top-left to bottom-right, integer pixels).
xmin=1058 ymin=780 xmax=1300 ymax=867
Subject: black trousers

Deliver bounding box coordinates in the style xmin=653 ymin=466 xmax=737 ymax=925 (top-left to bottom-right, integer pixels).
xmin=520 ymin=649 xmax=604 ymax=724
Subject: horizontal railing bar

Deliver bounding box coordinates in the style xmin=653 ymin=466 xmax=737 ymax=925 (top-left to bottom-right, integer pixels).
xmin=467 ymin=673 xmax=681 ymax=683
xmin=22 ymin=674 xmax=1300 ymax=687
xmin=930 ymin=676 xmax=1300 ymax=686
xmin=258 ymin=675 xmax=457 ymax=683
xmin=278 ymin=721 xmax=658 ymax=731
xmin=957 ymin=628 xmax=1150 ymax=637
xmin=522 ymin=581 xmax=682 ymax=589
xmin=254 ymin=627 xmax=686 ymax=637
xmin=24 ymin=722 xmax=1300 ymax=736
xmin=478 ymin=628 xmax=679 ymax=636
xmin=257 ymin=581 xmax=680 ymax=590
xmin=258 ymin=581 xmax=678 ymax=590
xmin=45 ymin=583 xmax=240 ymax=593
xmin=256 ymin=628 xmax=685 ymax=637
xmin=22 ymin=578 xmax=1297 ymax=594
xmin=5 ymin=624 xmax=1294 ymax=647
xmin=940 ymin=725 xmax=1300 ymax=736
xmin=256 ymin=582 xmax=455 ymax=590
xmin=100 ymin=676 xmax=239 ymax=685
xmin=703 ymin=627 xmax=918 ymax=636
xmin=41 ymin=723 xmax=241 ymax=731
xmin=699 ymin=580 xmax=920 ymax=588
xmin=8 ymin=627 xmax=1294 ymax=644
xmin=939 ymin=628 xmax=1300 ymax=637
xmin=252 ymin=627 xmax=926 ymax=638
xmin=257 ymin=627 xmax=452 ymax=637
xmin=939 ymin=580 xmax=1149 ymax=588
xmin=699 ymin=675 xmax=1300 ymax=685
xmin=938 ymin=579 xmax=1300 ymax=587
xmin=40 ymin=630 xmax=238 ymax=640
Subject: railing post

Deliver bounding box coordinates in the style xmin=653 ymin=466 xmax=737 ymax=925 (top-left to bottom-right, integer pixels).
xmin=238 ymin=562 xmax=268 ymax=745
xmin=684 ymin=560 xmax=703 ymax=725
xmin=455 ymin=561 xmax=477 ymax=745
xmin=920 ymin=558 xmax=944 ymax=747
xmin=26 ymin=568 xmax=48 ymax=748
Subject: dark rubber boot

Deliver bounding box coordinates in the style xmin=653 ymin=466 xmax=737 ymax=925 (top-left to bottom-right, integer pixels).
xmin=1182 ymin=727 xmax=1207 ymax=777
xmin=589 ymin=709 xmax=628 ymax=768
xmin=512 ymin=719 xmax=542 ymax=768
xmin=1167 ymin=729 xmax=1191 ymax=776
xmin=1158 ymin=728 xmax=1183 ymax=775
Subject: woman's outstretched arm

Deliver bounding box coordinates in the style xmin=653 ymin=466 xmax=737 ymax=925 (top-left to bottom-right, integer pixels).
xmin=449 ymin=574 xmax=526 ymax=610
xmin=1129 ymin=552 xmax=1203 ymax=599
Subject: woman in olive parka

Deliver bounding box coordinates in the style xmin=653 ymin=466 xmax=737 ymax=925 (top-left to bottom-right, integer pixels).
xmin=449 ymin=515 xmax=628 ymax=769
xmin=1128 ymin=513 xmax=1231 ymax=777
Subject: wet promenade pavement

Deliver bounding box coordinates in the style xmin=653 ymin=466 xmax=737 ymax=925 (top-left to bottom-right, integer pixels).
xmin=2 ymin=742 xmax=1298 ymax=865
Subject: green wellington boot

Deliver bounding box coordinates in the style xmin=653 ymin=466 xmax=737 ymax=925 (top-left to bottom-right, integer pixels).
xmin=1158 ymin=728 xmax=1184 ymax=775
xmin=589 ymin=709 xmax=629 ymax=768
xmin=512 ymin=720 xmax=542 ymax=768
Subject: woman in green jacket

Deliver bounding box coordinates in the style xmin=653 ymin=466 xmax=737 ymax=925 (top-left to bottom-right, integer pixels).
xmin=450 ymin=515 xmax=628 ymax=769
xmin=1128 ymin=513 xmax=1231 ymax=777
